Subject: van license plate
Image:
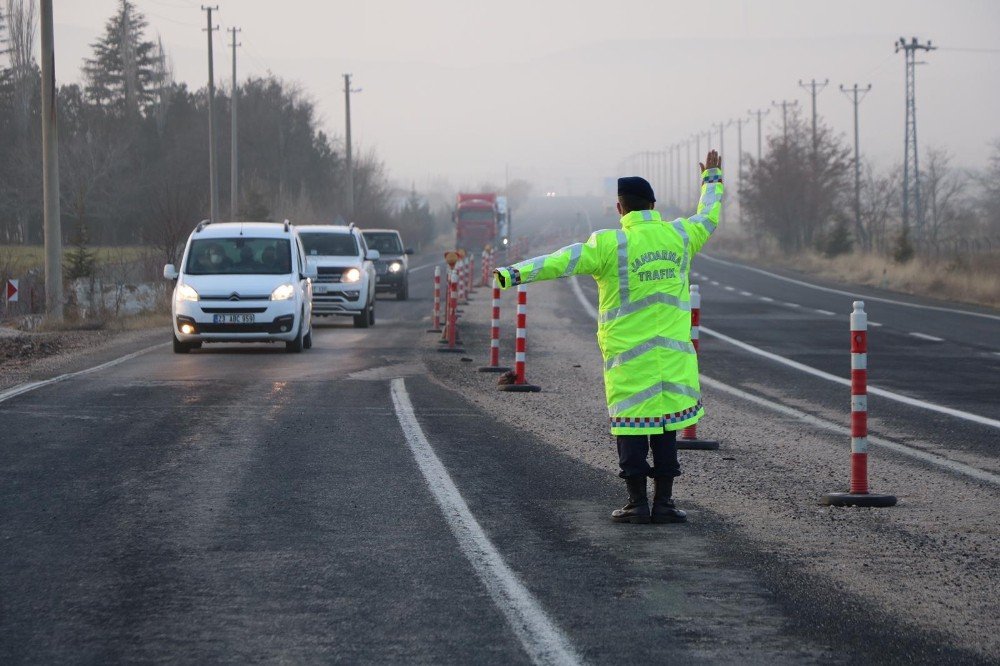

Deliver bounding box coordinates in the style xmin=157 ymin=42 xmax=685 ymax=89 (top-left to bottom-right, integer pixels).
xmin=213 ymin=314 xmax=255 ymax=324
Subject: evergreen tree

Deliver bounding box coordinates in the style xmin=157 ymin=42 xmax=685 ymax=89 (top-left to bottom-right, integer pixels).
xmin=64 ymin=221 xmax=96 ymax=280
xmin=83 ymin=0 xmax=158 ymax=116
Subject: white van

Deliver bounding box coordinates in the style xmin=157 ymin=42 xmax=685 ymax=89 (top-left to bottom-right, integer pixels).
xmin=163 ymin=221 xmax=316 ymax=353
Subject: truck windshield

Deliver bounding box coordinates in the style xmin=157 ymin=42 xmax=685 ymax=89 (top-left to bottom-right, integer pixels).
xmin=458 ymin=209 xmax=495 ymax=222
xmin=185 ymin=238 xmax=291 ymax=275
xmin=362 ymin=232 xmax=403 ymax=255
xmin=300 ymin=232 xmax=358 ymax=257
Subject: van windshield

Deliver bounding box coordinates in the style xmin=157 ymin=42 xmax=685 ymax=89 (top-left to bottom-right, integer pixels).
xmin=300 ymin=232 xmax=358 ymax=257
xmin=185 ymin=238 xmax=292 ymax=275
xmin=362 ymin=232 xmax=403 ymax=255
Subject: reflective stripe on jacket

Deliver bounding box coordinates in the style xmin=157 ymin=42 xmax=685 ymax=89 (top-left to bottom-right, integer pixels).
xmin=495 ymin=167 xmax=723 ymax=435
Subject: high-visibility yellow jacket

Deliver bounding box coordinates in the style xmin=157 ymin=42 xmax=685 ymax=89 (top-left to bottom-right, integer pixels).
xmin=495 ymin=167 xmax=723 ymax=435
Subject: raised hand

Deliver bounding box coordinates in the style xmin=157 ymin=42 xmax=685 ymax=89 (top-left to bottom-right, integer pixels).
xmin=699 ymin=150 xmax=722 ymax=173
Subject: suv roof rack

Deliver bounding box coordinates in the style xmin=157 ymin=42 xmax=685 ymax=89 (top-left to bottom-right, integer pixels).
xmin=283 ymin=219 xmax=291 ymax=232
xmin=348 ymin=222 xmax=356 ymax=230
xmin=194 ymin=219 xmax=211 ymax=233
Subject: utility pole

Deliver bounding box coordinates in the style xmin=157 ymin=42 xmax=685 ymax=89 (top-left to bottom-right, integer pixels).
xmin=748 ymin=108 xmax=770 ymax=162
xmin=896 ymin=37 xmax=935 ymax=239
xmin=841 ymin=83 xmax=872 ymax=247
xmin=686 ymin=137 xmax=693 ymax=208
xmin=798 ymin=78 xmax=829 ymax=153
xmin=343 ymin=73 xmax=361 ymax=220
xmin=202 ymin=6 xmax=219 ymax=223
xmin=771 ymin=100 xmax=798 ymax=143
xmin=715 ymin=122 xmax=725 ymax=222
xmin=229 ymin=26 xmax=240 ymax=220
xmin=675 ymin=142 xmax=682 ymax=208
xmin=40 ymin=0 xmax=61 ymax=319
xmin=729 ymin=117 xmax=750 ymax=224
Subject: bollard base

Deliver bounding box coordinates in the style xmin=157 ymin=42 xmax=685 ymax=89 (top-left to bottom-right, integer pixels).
xmin=478 ymin=365 xmax=511 ymax=373
xmin=498 ymin=383 xmax=541 ymax=393
xmin=426 ymin=328 xmax=442 ymax=333
xmin=437 ymin=347 xmax=467 ymax=354
xmin=677 ymin=438 xmax=720 ymax=451
xmin=820 ymin=492 xmax=897 ymax=508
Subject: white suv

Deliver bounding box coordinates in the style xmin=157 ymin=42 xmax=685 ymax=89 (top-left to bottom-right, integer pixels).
xmin=297 ymin=224 xmax=378 ymax=328
xmin=164 ymin=221 xmax=316 ymax=353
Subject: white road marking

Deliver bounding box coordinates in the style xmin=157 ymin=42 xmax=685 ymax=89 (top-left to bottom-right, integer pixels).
xmin=699 ymin=376 xmax=1000 ymax=487
xmin=700 ymin=253 xmax=1000 ymax=322
xmin=565 ymin=278 xmax=1000 ymax=481
xmin=710 ymin=280 xmax=720 ymax=286
xmin=814 ymin=309 xmax=836 ymax=316
xmin=390 ymin=378 xmax=582 ymax=666
xmin=759 ymin=296 xmax=774 ymax=303
xmin=739 ymin=291 xmax=753 ymax=297
xmin=784 ymin=302 xmax=801 ymax=308
xmin=410 ymin=261 xmax=440 ymax=273
xmin=869 ymin=321 xmax=884 ymax=327
xmin=699 ymin=325 xmax=1000 ymax=430
xmin=909 ymin=332 xmax=944 ymax=342
xmin=724 ymin=286 xmax=735 ymax=292
xmin=0 ymin=343 xmax=170 ymax=405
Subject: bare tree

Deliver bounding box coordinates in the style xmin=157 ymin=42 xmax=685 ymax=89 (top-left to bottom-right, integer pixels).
xmin=921 ymin=147 xmax=970 ymax=244
xmin=4 ymin=0 xmax=35 ymax=136
xmin=858 ymin=161 xmax=899 ymax=254
xmin=151 ymin=34 xmax=172 ymax=134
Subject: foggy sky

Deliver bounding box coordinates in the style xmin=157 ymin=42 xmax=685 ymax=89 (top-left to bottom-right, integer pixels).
xmin=47 ymin=0 xmax=1000 ymax=195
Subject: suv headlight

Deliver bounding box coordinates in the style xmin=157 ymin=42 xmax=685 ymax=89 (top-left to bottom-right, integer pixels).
xmin=175 ymin=284 xmax=199 ymax=302
xmin=342 ymin=267 xmax=362 ymax=283
xmin=388 ymin=261 xmax=402 ymax=273
xmin=270 ymin=283 xmax=295 ymax=301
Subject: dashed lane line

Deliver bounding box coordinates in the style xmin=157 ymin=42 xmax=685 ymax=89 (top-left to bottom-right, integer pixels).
xmin=814 ymin=309 xmax=836 ymax=316
xmin=566 ymin=277 xmax=1000 ymax=479
xmin=699 ymin=325 xmax=999 ymax=430
xmin=759 ymin=296 xmax=774 ymax=303
xmin=869 ymin=321 xmax=884 ymax=327
xmin=0 ymin=343 xmax=170 ymax=405
xmin=700 ymin=253 xmax=1000 ymax=322
xmin=783 ymin=302 xmax=801 ymax=308
xmin=699 ymin=376 xmax=1000 ymax=488
xmin=410 ymin=261 xmax=441 ymax=273
xmin=390 ymin=378 xmax=583 ymax=666
xmin=724 ymin=286 xmax=735 ymax=292
xmin=909 ymin=332 xmax=945 ymax=342
xmin=739 ymin=291 xmax=754 ymax=297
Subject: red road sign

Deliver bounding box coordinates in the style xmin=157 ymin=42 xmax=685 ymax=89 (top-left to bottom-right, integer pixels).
xmin=5 ymin=279 xmax=17 ymax=303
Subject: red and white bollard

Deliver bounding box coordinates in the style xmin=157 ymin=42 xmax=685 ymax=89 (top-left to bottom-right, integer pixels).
xmin=821 ymin=301 xmax=897 ymax=507
xmin=478 ymin=280 xmax=511 ymax=373
xmin=426 ymin=266 xmax=443 ymax=333
xmin=437 ymin=269 xmax=465 ymax=354
xmin=481 ymin=249 xmax=490 ymax=287
xmin=468 ymin=255 xmax=476 ymax=294
xmin=458 ymin=259 xmax=469 ymax=304
xmin=677 ymin=284 xmax=719 ymax=450
xmin=499 ymin=284 xmax=540 ymax=392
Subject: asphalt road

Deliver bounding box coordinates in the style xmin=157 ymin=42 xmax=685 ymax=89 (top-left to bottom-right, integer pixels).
xmin=1 ymin=246 xmax=996 ymax=664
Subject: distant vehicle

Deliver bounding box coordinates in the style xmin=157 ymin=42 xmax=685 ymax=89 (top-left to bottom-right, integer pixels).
xmin=297 ymin=224 xmax=378 ymax=328
xmin=362 ymin=229 xmax=413 ymax=300
xmin=454 ymin=192 xmax=500 ymax=252
xmin=496 ymin=195 xmax=511 ymax=248
xmin=163 ymin=220 xmax=316 ymax=354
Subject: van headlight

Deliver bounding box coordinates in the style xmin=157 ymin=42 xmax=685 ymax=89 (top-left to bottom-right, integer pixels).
xmin=175 ymin=284 xmax=200 ymax=302
xmin=388 ymin=261 xmax=402 ymax=273
xmin=270 ymin=283 xmax=295 ymax=301
xmin=342 ymin=268 xmax=362 ymax=283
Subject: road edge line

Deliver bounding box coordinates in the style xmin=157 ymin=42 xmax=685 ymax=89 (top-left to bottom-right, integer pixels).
xmin=0 ymin=342 xmax=170 ymax=405
xmin=389 ymin=378 xmax=583 ymax=666
xmin=699 ymin=375 xmax=1000 ymax=487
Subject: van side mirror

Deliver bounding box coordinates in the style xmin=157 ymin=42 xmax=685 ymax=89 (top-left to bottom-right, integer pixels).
xmin=404 ymin=248 xmax=414 ymax=255
xmin=163 ymin=264 xmax=178 ymax=280
xmin=366 ymin=249 xmax=381 ymax=261
xmin=302 ymin=265 xmax=318 ymax=280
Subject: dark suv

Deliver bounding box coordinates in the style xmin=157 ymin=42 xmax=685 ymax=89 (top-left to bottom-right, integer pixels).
xmin=362 ymin=229 xmax=413 ymax=300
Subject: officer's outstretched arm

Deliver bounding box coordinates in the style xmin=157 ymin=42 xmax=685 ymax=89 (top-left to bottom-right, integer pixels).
xmin=494 ymin=231 xmax=607 ymax=289
xmin=679 ymin=166 xmax=724 ymax=255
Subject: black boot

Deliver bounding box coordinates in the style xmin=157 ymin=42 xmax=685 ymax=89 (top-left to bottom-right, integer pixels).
xmin=611 ymin=476 xmax=651 ymax=524
xmin=651 ymin=477 xmax=687 ymax=524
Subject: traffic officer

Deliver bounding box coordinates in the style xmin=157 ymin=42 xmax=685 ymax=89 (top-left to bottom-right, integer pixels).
xmin=494 ymin=151 xmax=723 ymax=524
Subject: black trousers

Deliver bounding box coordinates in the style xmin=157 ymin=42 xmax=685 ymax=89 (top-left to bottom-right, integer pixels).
xmin=617 ymin=430 xmax=681 ymax=479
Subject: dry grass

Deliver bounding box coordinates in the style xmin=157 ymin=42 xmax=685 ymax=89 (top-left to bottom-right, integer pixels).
xmin=710 ymin=231 xmax=1000 ymax=309
xmin=0 ymin=245 xmax=152 ymax=272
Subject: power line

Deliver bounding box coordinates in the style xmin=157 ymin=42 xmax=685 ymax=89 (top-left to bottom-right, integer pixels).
xmin=798 ymin=78 xmax=829 ymax=153
xmin=748 ymin=108 xmax=770 ymax=162
xmin=841 ymin=83 xmax=872 ymax=246
xmin=771 ymin=99 xmax=798 ymax=143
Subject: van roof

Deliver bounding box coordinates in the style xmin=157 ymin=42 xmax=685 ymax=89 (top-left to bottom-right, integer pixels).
xmin=194 ymin=222 xmax=293 ymax=239
xmin=296 ymin=225 xmax=353 ymax=234
xmin=361 ymin=228 xmax=401 ymax=235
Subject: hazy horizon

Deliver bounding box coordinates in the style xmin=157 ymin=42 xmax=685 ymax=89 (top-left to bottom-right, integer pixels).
xmin=43 ymin=0 xmax=1000 ymax=196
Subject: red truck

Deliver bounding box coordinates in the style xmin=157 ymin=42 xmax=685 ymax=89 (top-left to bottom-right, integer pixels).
xmin=454 ymin=193 xmax=502 ymax=252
